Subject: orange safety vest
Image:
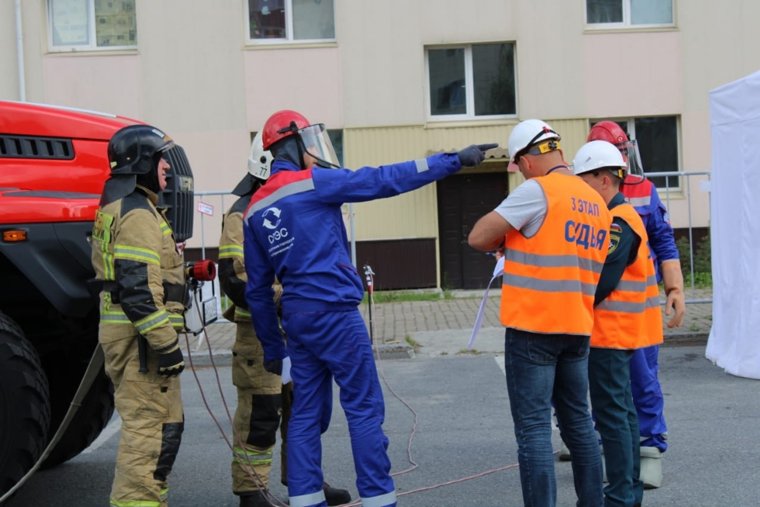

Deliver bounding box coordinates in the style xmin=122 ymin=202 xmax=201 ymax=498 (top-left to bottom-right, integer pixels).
xmin=501 ymin=173 xmax=612 ymax=336
xmin=591 ymin=204 xmax=664 ymax=349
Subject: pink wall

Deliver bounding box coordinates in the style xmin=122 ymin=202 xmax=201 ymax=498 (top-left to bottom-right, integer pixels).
xmin=582 ymin=32 xmax=682 ymax=118
xmin=42 ymin=55 xmax=141 ymax=118
xmin=243 ymin=47 xmax=343 ymax=131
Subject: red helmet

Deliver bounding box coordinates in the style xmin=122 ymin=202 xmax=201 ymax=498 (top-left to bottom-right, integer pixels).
xmin=587 ymin=120 xmax=629 ymax=147
xmin=262 ymin=109 xmax=311 ymax=150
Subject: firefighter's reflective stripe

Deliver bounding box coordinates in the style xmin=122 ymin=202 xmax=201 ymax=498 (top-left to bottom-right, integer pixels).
xmin=235 ymin=307 xmax=251 ymax=319
xmin=289 ymin=490 xmax=327 ymax=507
xmin=168 ymin=313 xmax=184 ymax=330
xmin=100 ymin=307 xmax=132 ymax=324
xmin=114 ymin=244 xmax=161 ymax=265
xmin=110 ymin=499 xmax=160 ymax=507
xmin=134 ymin=309 xmax=171 ymax=334
xmin=160 ymin=221 xmax=172 ymax=236
xmin=219 ymin=244 xmax=244 ymax=259
xmin=501 ymin=173 xmax=611 ymax=336
xmin=361 ymin=491 xmax=398 ymax=507
xmin=233 ymin=446 xmax=273 ymax=465
xmin=100 ymin=303 xmax=185 ymax=330
xmin=93 ymin=211 xmax=116 ymax=279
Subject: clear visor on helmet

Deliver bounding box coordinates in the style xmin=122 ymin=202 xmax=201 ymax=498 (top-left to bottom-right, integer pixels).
xmin=299 ymin=124 xmax=341 ymax=168
xmin=619 ymin=139 xmax=645 ymax=185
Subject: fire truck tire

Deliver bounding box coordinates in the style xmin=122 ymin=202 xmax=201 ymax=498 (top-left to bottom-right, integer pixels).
xmin=41 ymin=367 xmax=114 ymax=468
xmin=0 ymin=311 xmax=51 ymax=497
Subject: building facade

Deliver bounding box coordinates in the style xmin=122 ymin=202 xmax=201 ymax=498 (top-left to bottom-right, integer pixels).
xmin=2 ymin=0 xmax=758 ymax=289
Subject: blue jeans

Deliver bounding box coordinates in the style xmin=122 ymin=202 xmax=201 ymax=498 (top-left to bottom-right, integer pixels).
xmin=504 ymin=328 xmax=603 ymax=507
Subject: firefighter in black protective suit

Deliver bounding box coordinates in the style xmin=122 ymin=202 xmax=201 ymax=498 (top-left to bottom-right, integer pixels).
xmin=91 ymin=125 xmax=187 ymax=507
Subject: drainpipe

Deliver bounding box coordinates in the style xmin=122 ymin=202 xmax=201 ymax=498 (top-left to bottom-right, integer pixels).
xmin=15 ymin=0 xmax=26 ymax=101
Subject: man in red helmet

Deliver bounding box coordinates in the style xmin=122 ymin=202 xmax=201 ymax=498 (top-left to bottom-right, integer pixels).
xmin=585 ymin=120 xmax=686 ymax=489
xmin=243 ymin=109 xmax=496 ymax=507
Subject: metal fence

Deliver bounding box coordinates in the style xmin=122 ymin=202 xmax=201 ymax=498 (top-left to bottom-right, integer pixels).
xmin=191 ymin=170 xmax=712 ymax=304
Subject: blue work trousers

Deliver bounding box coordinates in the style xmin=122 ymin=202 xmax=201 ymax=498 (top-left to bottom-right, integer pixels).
xmin=504 ymin=328 xmax=603 ymax=507
xmin=589 ymin=348 xmax=644 ymax=507
xmin=630 ymin=345 xmax=668 ymax=451
xmin=282 ymin=308 xmax=396 ymax=507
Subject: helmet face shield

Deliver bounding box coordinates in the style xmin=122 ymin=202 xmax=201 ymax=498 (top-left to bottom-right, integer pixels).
xmin=299 ymin=124 xmax=340 ymax=168
xmin=622 ymin=139 xmax=646 ymax=184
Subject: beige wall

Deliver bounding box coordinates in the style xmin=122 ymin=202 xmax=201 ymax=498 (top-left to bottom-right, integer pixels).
xmin=4 ymin=0 xmax=760 ymax=252
xmin=0 ymin=1 xmax=19 ymax=98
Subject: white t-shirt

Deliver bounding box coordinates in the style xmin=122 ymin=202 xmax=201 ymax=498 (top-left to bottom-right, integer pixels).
xmin=494 ymin=179 xmax=547 ymax=238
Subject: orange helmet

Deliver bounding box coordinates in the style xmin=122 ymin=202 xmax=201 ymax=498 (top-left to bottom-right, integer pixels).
xmin=262 ymin=109 xmax=310 ymax=150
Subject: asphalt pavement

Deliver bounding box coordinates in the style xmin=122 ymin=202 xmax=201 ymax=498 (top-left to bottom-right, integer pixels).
xmin=7 ymin=287 xmax=750 ymax=507
xmin=7 ymin=343 xmax=760 ymax=507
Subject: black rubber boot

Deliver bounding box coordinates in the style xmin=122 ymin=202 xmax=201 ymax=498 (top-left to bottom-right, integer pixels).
xmin=323 ymin=482 xmax=352 ymax=506
xmin=239 ymin=490 xmax=283 ymax=507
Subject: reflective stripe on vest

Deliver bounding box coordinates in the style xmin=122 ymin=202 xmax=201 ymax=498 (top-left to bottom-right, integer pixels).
xmin=591 ymin=204 xmax=664 ymax=349
xmin=501 ymin=173 xmax=611 ymax=336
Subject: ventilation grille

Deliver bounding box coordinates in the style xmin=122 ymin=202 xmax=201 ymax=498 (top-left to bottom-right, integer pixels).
xmin=0 ymin=135 xmax=75 ymax=159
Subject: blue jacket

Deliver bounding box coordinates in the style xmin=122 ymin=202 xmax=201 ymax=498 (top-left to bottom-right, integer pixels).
xmin=243 ymin=153 xmax=462 ymax=361
xmin=622 ymin=178 xmax=679 ymax=281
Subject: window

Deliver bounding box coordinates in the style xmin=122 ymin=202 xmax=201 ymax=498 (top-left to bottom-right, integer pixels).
xmin=248 ymin=0 xmax=335 ymax=42
xmin=427 ymin=43 xmax=516 ymax=119
xmin=48 ymin=0 xmax=137 ymax=50
xmin=586 ymin=0 xmax=673 ymax=27
xmin=592 ymin=116 xmax=679 ymax=189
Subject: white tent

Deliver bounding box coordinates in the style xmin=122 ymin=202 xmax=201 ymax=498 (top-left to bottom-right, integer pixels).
xmin=705 ymin=70 xmax=760 ymax=379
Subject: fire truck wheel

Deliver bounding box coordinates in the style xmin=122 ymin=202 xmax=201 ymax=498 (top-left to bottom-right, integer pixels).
xmin=41 ymin=366 xmax=114 ymax=468
xmin=0 ymin=311 xmax=51 ymax=497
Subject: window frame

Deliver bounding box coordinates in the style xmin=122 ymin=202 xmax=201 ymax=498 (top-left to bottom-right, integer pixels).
xmin=47 ymin=0 xmax=137 ymax=52
xmin=245 ymin=0 xmax=336 ymax=46
xmin=591 ymin=115 xmax=681 ymax=191
xmin=584 ymin=0 xmax=675 ymax=30
xmin=425 ymin=43 xmax=517 ymax=122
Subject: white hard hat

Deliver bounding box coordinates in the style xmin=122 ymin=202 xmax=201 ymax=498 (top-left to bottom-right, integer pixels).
xmin=248 ymin=131 xmax=272 ymax=181
xmin=507 ymin=119 xmax=561 ymax=162
xmin=572 ymin=140 xmax=627 ymax=176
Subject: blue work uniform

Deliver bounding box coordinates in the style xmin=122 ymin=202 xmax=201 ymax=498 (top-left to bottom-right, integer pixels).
xmin=244 ymin=153 xmax=462 ymax=507
xmin=623 ymin=177 xmax=679 ymax=452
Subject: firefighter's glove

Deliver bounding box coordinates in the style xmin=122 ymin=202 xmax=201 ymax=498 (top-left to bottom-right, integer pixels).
xmin=457 ymin=143 xmax=499 ymax=167
xmin=158 ymin=342 xmax=185 ymax=377
xmin=263 ymin=358 xmax=283 ymax=376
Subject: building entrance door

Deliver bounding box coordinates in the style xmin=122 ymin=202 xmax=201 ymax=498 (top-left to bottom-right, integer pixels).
xmin=437 ymin=171 xmax=508 ymax=289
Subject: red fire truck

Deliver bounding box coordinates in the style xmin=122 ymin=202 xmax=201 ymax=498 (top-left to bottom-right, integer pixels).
xmin=0 ymin=101 xmax=195 ymax=497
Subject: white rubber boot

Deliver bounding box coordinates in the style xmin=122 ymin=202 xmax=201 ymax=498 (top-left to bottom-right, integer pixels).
xmin=639 ymin=446 xmax=663 ymax=489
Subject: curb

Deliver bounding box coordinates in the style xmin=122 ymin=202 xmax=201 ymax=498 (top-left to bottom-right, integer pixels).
xmin=663 ymin=332 xmax=708 ymax=346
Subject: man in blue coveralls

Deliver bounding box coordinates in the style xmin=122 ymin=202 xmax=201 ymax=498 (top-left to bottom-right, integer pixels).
xmin=243 ymin=109 xmax=496 ymax=507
